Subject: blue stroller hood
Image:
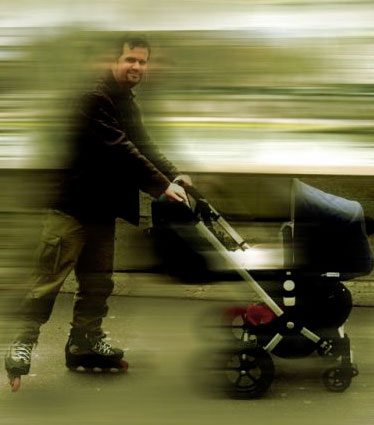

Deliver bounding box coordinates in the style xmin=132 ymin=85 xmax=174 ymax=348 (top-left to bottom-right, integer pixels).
xmin=292 ymin=179 xmax=373 ymax=279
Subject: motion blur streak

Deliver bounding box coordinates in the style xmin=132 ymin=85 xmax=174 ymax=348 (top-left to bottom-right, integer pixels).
xmin=1 ymin=0 xmax=373 ymax=334
xmin=0 ymin=1 xmax=373 ymax=418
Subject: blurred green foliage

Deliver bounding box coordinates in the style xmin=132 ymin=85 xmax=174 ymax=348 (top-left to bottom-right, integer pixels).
xmin=0 ymin=28 xmax=373 ymax=170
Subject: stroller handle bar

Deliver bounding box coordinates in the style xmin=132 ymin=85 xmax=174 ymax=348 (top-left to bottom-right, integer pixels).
xmin=185 ymin=185 xmax=204 ymax=201
xmin=174 ymin=179 xmax=204 ymax=201
xmin=183 ymin=184 xmax=250 ymax=251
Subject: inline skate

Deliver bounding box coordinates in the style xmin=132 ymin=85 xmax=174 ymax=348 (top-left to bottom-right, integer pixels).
xmin=5 ymin=340 xmax=34 ymax=392
xmin=65 ymin=329 xmax=128 ymax=373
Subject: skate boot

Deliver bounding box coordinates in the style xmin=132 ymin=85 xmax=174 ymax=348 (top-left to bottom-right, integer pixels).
xmin=5 ymin=341 xmax=34 ymax=392
xmin=65 ymin=329 xmax=128 ymax=373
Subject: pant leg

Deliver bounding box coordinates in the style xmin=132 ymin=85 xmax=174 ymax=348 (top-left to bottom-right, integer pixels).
xmin=16 ymin=210 xmax=85 ymax=342
xmin=71 ymin=220 xmax=115 ymax=335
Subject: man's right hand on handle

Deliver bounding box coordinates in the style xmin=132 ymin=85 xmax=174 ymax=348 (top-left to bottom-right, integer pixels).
xmin=164 ymin=182 xmax=188 ymax=203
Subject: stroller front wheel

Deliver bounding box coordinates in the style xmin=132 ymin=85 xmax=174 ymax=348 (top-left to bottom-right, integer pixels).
xmin=222 ymin=347 xmax=274 ymax=399
xmin=322 ymin=367 xmax=352 ymax=392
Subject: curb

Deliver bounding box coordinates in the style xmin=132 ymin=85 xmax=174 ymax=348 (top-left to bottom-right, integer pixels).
xmin=62 ymin=272 xmax=374 ymax=307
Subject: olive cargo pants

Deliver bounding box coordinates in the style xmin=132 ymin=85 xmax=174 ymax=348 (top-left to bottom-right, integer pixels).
xmin=16 ymin=210 xmax=115 ymax=343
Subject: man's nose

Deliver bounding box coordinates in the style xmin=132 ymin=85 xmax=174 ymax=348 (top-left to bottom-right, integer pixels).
xmin=132 ymin=60 xmax=140 ymax=69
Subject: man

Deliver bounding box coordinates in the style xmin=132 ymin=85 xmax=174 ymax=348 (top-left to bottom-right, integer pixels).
xmin=5 ymin=36 xmax=191 ymax=391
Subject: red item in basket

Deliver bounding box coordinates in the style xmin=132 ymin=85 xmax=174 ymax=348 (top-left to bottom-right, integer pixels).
xmin=245 ymin=304 xmax=277 ymax=326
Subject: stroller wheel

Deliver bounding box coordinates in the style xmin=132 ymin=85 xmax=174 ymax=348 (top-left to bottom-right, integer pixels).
xmin=195 ymin=305 xmax=248 ymax=343
xmin=351 ymin=364 xmax=359 ymax=377
xmin=222 ymin=347 xmax=274 ymax=399
xmin=224 ymin=307 xmax=250 ymax=341
xmin=322 ymin=367 xmax=352 ymax=392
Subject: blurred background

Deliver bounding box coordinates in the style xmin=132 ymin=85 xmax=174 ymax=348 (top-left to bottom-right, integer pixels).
xmin=1 ymin=0 xmax=374 ymax=172
xmin=1 ymin=2 xmax=374 ymax=423
xmin=1 ymin=0 xmax=374 ymax=340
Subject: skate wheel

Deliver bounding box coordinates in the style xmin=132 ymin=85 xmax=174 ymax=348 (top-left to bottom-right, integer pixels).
xmin=75 ymin=366 xmax=86 ymax=372
xmin=119 ymin=359 xmax=129 ymax=372
xmin=110 ymin=367 xmax=120 ymax=373
xmin=93 ymin=367 xmax=103 ymax=373
xmin=8 ymin=375 xmax=21 ymax=392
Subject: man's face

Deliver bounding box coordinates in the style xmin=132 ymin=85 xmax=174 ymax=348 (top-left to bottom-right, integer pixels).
xmin=112 ymin=43 xmax=149 ymax=88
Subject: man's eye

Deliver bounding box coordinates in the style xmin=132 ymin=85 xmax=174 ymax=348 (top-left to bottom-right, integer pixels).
xmin=139 ymin=61 xmax=147 ymax=66
xmin=126 ymin=58 xmax=136 ymax=63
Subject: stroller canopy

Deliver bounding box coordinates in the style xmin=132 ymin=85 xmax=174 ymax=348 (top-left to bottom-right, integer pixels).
xmin=292 ymin=179 xmax=373 ymax=279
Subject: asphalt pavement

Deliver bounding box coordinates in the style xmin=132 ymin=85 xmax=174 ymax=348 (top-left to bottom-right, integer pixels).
xmin=0 ymin=292 xmax=373 ymax=425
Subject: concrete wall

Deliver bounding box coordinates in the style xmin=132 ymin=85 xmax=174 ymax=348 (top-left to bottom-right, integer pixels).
xmin=2 ymin=169 xmax=373 ymax=304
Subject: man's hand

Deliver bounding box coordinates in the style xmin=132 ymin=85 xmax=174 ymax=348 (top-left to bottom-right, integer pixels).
xmin=164 ymin=182 xmax=188 ymax=203
xmin=173 ymin=174 xmax=192 ymax=187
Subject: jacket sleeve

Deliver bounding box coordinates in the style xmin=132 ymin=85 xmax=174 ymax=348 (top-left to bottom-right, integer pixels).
xmin=78 ymin=92 xmax=171 ymax=198
xmin=130 ymin=100 xmax=180 ymax=182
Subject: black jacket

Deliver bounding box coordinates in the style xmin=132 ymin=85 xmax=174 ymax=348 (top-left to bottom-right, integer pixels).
xmin=55 ymin=71 xmax=179 ymax=224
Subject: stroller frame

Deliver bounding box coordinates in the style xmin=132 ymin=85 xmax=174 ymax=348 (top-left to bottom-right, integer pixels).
xmin=183 ymin=184 xmax=359 ymax=398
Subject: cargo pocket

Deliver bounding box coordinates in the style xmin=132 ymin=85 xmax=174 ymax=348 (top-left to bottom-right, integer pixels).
xmin=38 ymin=235 xmax=62 ymax=274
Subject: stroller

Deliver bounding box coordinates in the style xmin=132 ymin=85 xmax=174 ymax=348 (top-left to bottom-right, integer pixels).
xmin=151 ymin=178 xmax=373 ymax=398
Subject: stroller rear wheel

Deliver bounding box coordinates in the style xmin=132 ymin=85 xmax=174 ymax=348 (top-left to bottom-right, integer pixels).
xmin=222 ymin=347 xmax=274 ymax=399
xmin=196 ymin=305 xmax=251 ymax=343
xmin=322 ymin=367 xmax=352 ymax=392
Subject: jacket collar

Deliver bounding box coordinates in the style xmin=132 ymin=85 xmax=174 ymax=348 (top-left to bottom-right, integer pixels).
xmin=105 ymin=70 xmax=135 ymax=101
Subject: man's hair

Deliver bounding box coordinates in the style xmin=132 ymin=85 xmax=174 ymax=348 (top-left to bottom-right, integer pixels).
xmin=115 ymin=35 xmax=151 ymax=60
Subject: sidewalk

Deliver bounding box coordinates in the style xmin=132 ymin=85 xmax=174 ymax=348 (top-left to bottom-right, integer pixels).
xmin=1 ymin=293 xmax=373 ymax=425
